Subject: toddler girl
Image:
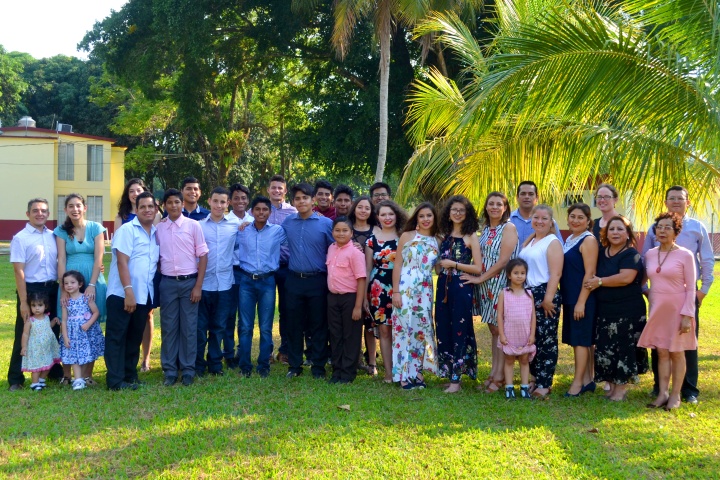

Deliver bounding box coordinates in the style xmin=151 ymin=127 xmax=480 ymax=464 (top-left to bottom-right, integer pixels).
xmin=497 ymin=258 xmax=537 ymax=399
xmin=21 ymin=292 xmax=61 ymax=391
xmin=59 ymin=271 xmax=105 ymax=390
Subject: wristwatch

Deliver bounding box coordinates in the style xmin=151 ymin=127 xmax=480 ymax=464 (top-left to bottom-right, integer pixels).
xmin=598 ymin=278 xmax=603 ymax=287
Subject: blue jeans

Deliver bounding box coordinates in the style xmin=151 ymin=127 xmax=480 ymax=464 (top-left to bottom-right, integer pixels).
xmin=196 ymin=289 xmax=232 ymax=374
xmin=222 ymin=269 xmax=242 ymax=360
xmin=238 ymin=275 xmax=276 ymax=374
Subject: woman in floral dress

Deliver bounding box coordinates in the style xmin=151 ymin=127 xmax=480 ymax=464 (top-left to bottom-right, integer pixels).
xmin=391 ymin=202 xmax=440 ymax=389
xmin=365 ymin=200 xmax=407 ymax=382
xmin=461 ymin=192 xmax=519 ymax=392
xmin=435 ymin=196 xmax=482 ymax=393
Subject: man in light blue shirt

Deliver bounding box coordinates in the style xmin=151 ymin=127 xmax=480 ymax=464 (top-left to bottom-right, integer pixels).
xmin=236 ymin=196 xmax=287 ymax=377
xmin=282 ymin=183 xmax=334 ymax=379
xmin=196 ymin=187 xmax=240 ymax=376
xmin=642 ymin=185 xmax=714 ymax=404
xmin=510 ymin=181 xmax=563 ymax=244
xmin=105 ymin=192 xmax=160 ymax=390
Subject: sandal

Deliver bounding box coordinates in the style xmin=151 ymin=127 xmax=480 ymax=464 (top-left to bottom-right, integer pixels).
xmin=140 ymin=363 xmax=150 ymax=373
xmin=84 ymin=377 xmax=97 ymax=387
xmin=367 ymin=365 xmax=378 ymax=376
xmin=59 ymin=376 xmax=72 ymax=386
xmin=484 ymin=379 xmax=504 ymax=394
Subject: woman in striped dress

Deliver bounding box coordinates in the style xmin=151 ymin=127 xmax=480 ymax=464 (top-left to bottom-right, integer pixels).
xmin=460 ymin=192 xmax=519 ymax=392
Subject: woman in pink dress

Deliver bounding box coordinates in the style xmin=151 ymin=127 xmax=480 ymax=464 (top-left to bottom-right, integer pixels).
xmin=639 ymin=212 xmax=697 ymax=411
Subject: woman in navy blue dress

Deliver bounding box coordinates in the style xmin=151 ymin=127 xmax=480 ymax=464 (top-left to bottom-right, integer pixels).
xmin=560 ymin=203 xmax=598 ymax=397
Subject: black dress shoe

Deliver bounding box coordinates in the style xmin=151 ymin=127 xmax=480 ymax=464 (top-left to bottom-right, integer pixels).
xmin=328 ymin=377 xmax=340 ymax=384
xmin=313 ymin=373 xmax=326 ymax=380
xmin=126 ymin=378 xmax=146 ymax=386
xmin=181 ymin=374 xmax=194 ymax=386
xmin=258 ymin=370 xmax=269 ymax=378
xmin=241 ymin=370 xmax=252 ymax=378
xmin=209 ymin=370 xmax=224 ymax=376
xmin=164 ymin=376 xmax=178 ymax=387
xmin=286 ymin=371 xmax=301 ymax=379
xmin=8 ymin=384 xmax=23 ymax=392
xmin=683 ymin=395 xmax=699 ymax=405
xmin=110 ymin=382 xmax=138 ymax=391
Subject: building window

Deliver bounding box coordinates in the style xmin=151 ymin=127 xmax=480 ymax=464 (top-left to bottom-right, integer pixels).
xmin=87 ymin=145 xmax=103 ymax=181
xmin=57 ymin=195 xmax=67 ymax=225
xmin=86 ymin=196 xmax=103 ymax=224
xmin=562 ymin=194 xmax=583 ymax=207
xmin=58 ymin=143 xmax=74 ymax=180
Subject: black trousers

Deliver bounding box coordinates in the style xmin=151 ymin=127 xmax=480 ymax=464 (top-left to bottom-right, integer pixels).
xmin=284 ymin=273 xmax=328 ymax=376
xmin=105 ymin=294 xmax=152 ymax=389
xmin=328 ymin=292 xmax=363 ymax=382
xmin=651 ymin=297 xmax=700 ymax=397
xmin=275 ymin=264 xmax=289 ymax=355
xmin=8 ymin=282 xmax=62 ymax=386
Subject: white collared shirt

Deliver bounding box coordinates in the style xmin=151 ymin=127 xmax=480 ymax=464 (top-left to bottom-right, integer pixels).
xmin=10 ymin=223 xmax=58 ymax=283
xmin=106 ymin=217 xmax=160 ymax=305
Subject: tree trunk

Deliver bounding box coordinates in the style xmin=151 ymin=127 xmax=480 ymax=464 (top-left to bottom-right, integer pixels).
xmin=376 ymin=30 xmax=391 ymax=183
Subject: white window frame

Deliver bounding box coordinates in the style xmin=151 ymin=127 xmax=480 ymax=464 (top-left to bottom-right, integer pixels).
xmin=58 ymin=143 xmax=74 ymax=181
xmin=87 ymin=145 xmax=104 ymax=181
xmin=86 ymin=196 xmax=103 ymax=224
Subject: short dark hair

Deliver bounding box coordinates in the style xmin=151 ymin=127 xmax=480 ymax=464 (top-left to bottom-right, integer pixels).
xmin=27 ymin=291 xmax=50 ymax=309
xmin=210 ymin=186 xmax=230 ymax=198
xmin=348 ymin=195 xmax=377 ymax=226
xmin=439 ymin=195 xmax=479 ymax=236
xmin=369 ymin=182 xmax=391 ymax=196
xmin=481 ymin=192 xmax=511 ymax=226
xmin=62 ymin=270 xmax=86 ymax=292
xmin=290 ymin=183 xmax=314 ymax=199
xmin=135 ymin=191 xmax=156 ymax=210
xmin=333 ymin=184 xmax=354 ymax=199
xmin=314 ymin=180 xmax=333 ymax=196
xmin=404 ymin=202 xmax=438 ymax=236
xmin=181 ymin=177 xmax=200 ymax=189
xmin=332 ymin=215 xmax=354 ymax=230
xmin=27 ymin=198 xmax=49 ymax=213
xmin=665 ymin=185 xmax=689 ymax=201
xmin=269 ymin=174 xmax=286 ymax=185
xmin=251 ymin=196 xmax=272 ymax=210
xmin=567 ymin=203 xmax=593 ymax=231
xmin=163 ymin=188 xmax=183 ymax=204
xmin=516 ymin=181 xmax=538 ymax=197
xmin=653 ymin=212 xmax=683 ymax=236
xmin=229 ymin=183 xmax=250 ymax=198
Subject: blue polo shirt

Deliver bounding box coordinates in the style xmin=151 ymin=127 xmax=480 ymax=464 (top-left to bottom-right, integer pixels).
xmin=281 ymin=212 xmax=334 ymax=273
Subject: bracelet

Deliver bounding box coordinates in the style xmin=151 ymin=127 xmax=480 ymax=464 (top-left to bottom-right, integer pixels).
xmin=123 ymin=285 xmax=133 ymax=290
xmin=456 ymin=262 xmax=459 ymax=269
xmin=88 ymin=283 xmax=96 ymax=287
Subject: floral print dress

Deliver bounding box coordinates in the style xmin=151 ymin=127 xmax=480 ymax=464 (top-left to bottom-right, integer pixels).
xmin=435 ymin=237 xmax=478 ymax=382
xmin=473 ymin=222 xmax=519 ymax=325
xmin=391 ymin=231 xmax=439 ymax=382
xmin=59 ymin=296 xmax=105 ymax=365
xmin=366 ymin=235 xmax=397 ymax=326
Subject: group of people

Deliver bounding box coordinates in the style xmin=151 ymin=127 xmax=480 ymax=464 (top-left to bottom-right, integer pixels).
xmin=8 ymin=177 xmax=713 ymax=410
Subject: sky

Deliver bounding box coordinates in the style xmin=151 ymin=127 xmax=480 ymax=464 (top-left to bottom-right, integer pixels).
xmin=0 ymin=1 xmax=128 ymax=59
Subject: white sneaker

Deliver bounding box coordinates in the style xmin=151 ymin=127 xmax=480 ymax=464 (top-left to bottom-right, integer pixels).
xmin=72 ymin=378 xmax=86 ymax=391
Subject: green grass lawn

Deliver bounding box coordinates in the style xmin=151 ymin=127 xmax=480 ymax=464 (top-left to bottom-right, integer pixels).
xmin=0 ymin=255 xmax=718 ymax=478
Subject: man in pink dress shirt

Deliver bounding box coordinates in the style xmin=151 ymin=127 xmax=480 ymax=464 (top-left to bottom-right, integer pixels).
xmin=156 ymin=189 xmax=209 ymax=387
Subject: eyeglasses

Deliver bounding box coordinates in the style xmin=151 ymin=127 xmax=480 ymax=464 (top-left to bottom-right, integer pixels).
xmin=595 ymin=195 xmax=614 ymax=201
xmin=372 ymin=193 xmax=389 ymax=198
xmin=450 ymin=209 xmax=466 ymax=215
xmin=655 ymin=225 xmax=675 ymax=231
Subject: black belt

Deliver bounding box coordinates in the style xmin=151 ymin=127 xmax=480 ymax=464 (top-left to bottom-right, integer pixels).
xmin=26 ymin=281 xmax=57 ymax=288
xmin=233 ymin=265 xmax=242 ymax=271
xmin=239 ymin=269 xmax=276 ymax=280
xmin=162 ymin=273 xmax=198 ymax=281
xmin=279 ymin=261 xmax=289 ymax=268
xmin=289 ymin=270 xmax=325 ymax=278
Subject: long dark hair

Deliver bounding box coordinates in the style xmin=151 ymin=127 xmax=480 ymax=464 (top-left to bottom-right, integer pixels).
xmin=118 ymin=178 xmax=148 ymax=222
xmin=481 ymin=191 xmax=511 ymax=227
xmin=61 ymin=194 xmax=85 ymax=239
xmin=404 ymin=202 xmax=438 ymax=237
xmin=348 ymin=195 xmax=377 ymax=227
xmin=376 ymin=200 xmax=407 ymax=235
xmin=439 ymin=195 xmax=479 ymax=236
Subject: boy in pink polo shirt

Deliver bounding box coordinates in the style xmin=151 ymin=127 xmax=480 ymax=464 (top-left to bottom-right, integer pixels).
xmin=326 ymin=216 xmax=367 ymax=384
xmin=156 ymin=188 xmax=209 ymax=387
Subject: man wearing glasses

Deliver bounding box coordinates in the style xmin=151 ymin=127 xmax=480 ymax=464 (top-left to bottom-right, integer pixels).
xmin=642 ymin=185 xmax=714 ymax=405
xmin=369 ymin=182 xmax=391 ymax=206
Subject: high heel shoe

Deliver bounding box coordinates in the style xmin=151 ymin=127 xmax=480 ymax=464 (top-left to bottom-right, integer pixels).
xmin=564 ymin=391 xmax=581 ymax=398
xmin=646 ymin=400 xmax=669 ymax=409
xmin=580 ymin=381 xmax=596 ymax=394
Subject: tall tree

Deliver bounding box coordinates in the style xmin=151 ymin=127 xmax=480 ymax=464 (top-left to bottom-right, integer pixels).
xmin=0 ymin=46 xmax=27 ymax=126
xmin=400 ymin=0 xmax=720 ymax=218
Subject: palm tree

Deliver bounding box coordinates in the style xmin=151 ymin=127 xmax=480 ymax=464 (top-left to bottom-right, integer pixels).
xmin=399 ymin=0 xmax=720 ymax=220
xmin=293 ymin=0 xmax=483 ymax=183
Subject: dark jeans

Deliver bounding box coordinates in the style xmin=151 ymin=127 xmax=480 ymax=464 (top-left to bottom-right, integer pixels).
xmin=327 ymin=292 xmax=362 ymax=382
xmin=8 ymin=282 xmax=62 ymax=386
xmin=105 ymin=294 xmax=152 ymax=389
xmin=238 ymin=275 xmax=276 ymax=374
xmin=284 ymin=273 xmax=328 ymax=376
xmin=197 ymin=289 xmax=232 ymax=374
xmin=275 ymin=264 xmax=289 ymax=355
xmin=222 ymin=269 xmax=242 ymax=361
xmin=651 ymin=296 xmax=700 ymax=397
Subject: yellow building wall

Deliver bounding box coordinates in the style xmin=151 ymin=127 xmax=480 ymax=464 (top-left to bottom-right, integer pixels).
xmin=0 ymin=138 xmax=56 ymax=220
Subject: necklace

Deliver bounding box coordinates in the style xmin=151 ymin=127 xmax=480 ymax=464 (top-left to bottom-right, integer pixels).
xmin=656 ymin=245 xmax=675 ymax=273
xmin=607 ymin=245 xmax=626 ymax=258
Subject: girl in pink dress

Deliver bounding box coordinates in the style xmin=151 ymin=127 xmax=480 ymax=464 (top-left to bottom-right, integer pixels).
xmin=497 ymin=258 xmax=537 ymax=399
xmin=639 ymin=213 xmax=697 ymax=411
